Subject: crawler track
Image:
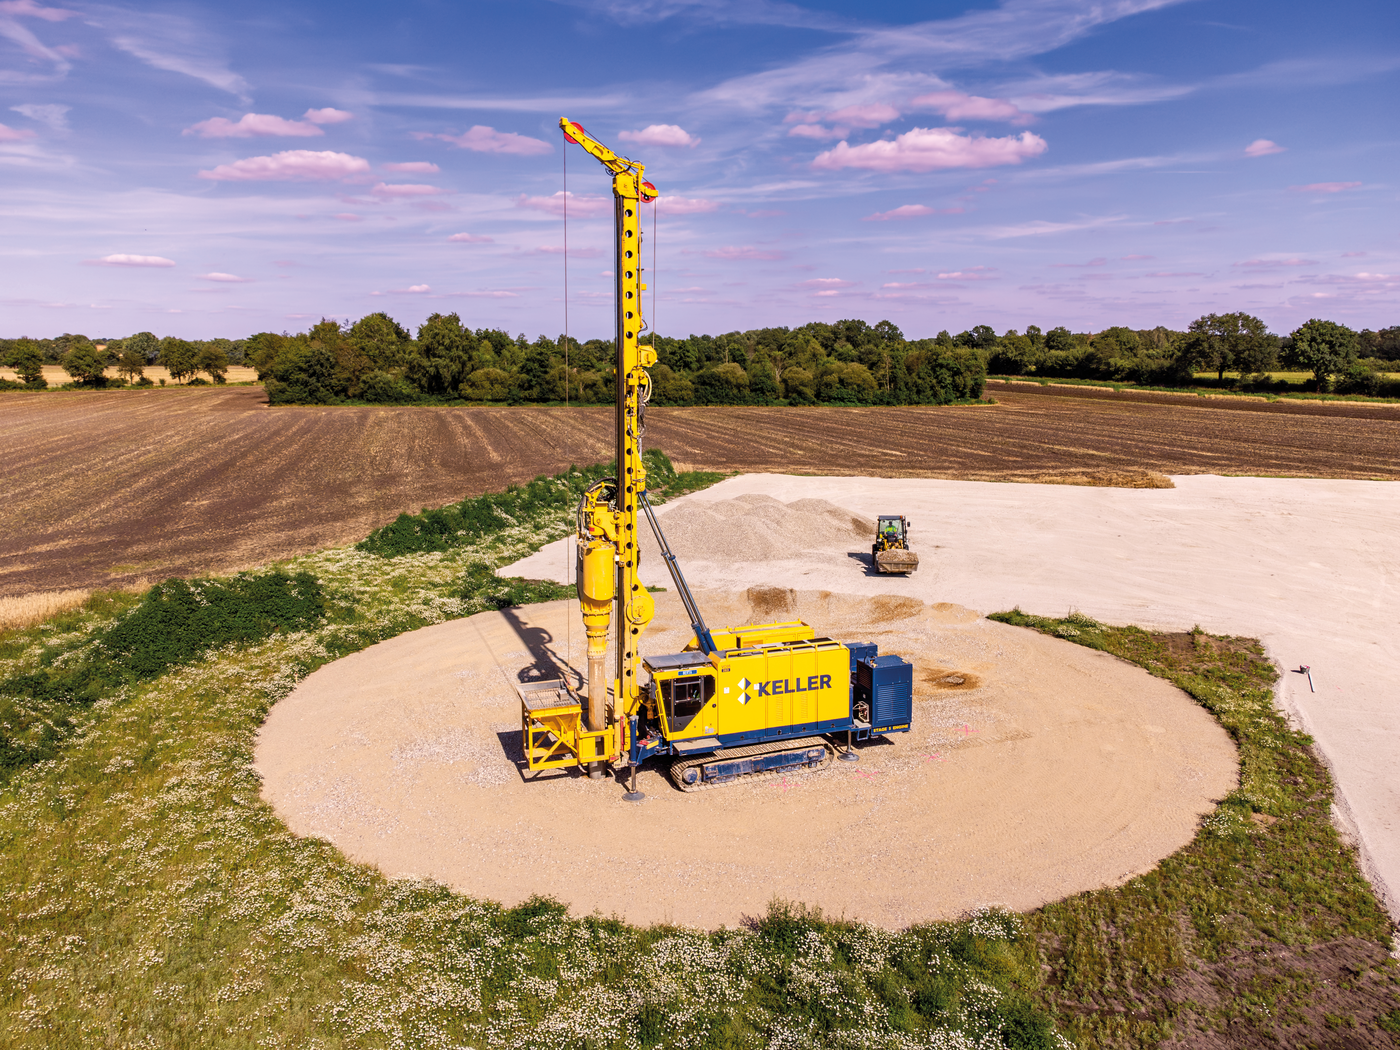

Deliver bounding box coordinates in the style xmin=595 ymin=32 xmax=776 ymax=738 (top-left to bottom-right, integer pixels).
xmin=668 ymin=736 xmax=835 ymax=792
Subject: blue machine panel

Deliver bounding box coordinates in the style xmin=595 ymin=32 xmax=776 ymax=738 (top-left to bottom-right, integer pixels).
xmin=855 ymin=653 xmax=913 ymax=734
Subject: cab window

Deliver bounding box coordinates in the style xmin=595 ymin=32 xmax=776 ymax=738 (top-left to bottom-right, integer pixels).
xmin=659 ymin=674 xmax=715 ymax=731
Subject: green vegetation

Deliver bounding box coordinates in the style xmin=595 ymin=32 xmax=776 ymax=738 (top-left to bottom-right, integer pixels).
xmin=1 ymin=461 xmax=1396 ymax=1047
xmin=7 ymin=317 xmax=1400 ymax=400
xmin=0 ymin=456 xmax=1065 ymax=1049
xmin=359 ymin=448 xmax=721 ymax=557
xmin=990 ymin=609 xmax=1400 ymax=1047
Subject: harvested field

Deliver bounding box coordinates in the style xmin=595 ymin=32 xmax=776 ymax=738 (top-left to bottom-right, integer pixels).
xmin=2 ymin=384 xmax=1398 ymax=597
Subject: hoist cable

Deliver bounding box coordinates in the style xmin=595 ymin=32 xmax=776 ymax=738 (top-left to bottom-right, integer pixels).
xmin=561 ymin=127 xmax=574 ymax=689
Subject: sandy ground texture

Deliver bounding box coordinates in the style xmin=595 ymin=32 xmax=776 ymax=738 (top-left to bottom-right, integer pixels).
xmin=257 ymin=589 xmax=1235 ymax=929
xmin=511 ymin=475 xmax=1400 ymax=924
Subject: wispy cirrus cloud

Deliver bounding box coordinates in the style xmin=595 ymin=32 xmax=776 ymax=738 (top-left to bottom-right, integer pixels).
xmin=448 ymin=232 xmax=492 ymax=243
xmin=703 ymin=245 xmax=786 ymax=260
xmin=516 ymin=190 xmax=610 ymax=217
xmin=10 ymin=102 xmax=67 ymax=130
xmin=699 ymin=0 xmax=1191 ymax=112
xmin=95 ymin=5 xmax=250 ymax=98
xmin=1291 ymin=181 xmax=1361 ymax=194
xmin=0 ymin=0 xmax=76 ymax=79
xmin=197 ymin=150 xmax=371 ymax=182
xmin=370 ymin=182 xmax=448 ymax=197
xmin=1234 ymin=257 xmax=1316 ymax=268
xmin=382 ymin=161 xmax=439 ymax=173
xmin=547 ymin=0 xmax=856 ymax=32
xmin=617 ymin=123 xmax=700 ymax=147
xmin=198 ymin=272 xmax=250 ymax=282
xmin=656 ymin=195 xmax=718 ymax=214
xmin=863 ymin=204 xmax=964 ymax=221
xmin=0 ymin=120 xmax=36 ymax=141
xmin=813 ymin=127 xmax=1047 ymax=173
xmin=416 ymin=125 xmax=552 ymax=155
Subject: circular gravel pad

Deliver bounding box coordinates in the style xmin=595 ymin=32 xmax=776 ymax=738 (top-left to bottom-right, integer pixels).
xmin=256 ymin=589 xmax=1236 ymax=929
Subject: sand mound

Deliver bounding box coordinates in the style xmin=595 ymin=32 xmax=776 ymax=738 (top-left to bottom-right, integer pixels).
xmin=642 ymin=493 xmax=872 ymax=565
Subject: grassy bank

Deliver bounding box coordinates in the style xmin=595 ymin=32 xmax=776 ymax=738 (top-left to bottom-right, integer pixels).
xmin=1 ymin=460 xmax=1395 ymax=1048
xmin=991 ymin=610 xmax=1400 ymax=1047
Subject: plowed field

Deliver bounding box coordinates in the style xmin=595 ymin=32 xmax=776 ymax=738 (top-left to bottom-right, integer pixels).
xmin=3 ymin=384 xmax=1397 ymax=596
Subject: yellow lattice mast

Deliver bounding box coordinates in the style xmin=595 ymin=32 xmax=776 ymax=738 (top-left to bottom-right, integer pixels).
xmin=559 ymin=118 xmax=659 ymax=777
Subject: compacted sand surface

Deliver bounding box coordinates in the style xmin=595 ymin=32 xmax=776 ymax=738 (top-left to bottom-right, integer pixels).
xmin=511 ymin=475 xmax=1400 ymax=921
xmin=257 ymin=588 xmax=1235 ymax=929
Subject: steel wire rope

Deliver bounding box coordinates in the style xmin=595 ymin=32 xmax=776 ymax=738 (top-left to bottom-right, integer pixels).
xmin=561 ymin=127 xmax=574 ymax=690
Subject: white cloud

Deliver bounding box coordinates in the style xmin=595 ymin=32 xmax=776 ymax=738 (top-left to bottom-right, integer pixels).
xmin=1245 ymin=138 xmax=1284 ymax=157
xmin=618 ymin=123 xmax=700 ymax=148
xmin=910 ymin=91 xmax=1032 ymax=124
xmin=370 ymin=182 xmax=448 ymax=197
xmin=198 ymin=272 xmax=251 ymax=282
xmin=303 ymin=107 xmax=353 ymax=124
xmin=185 ymin=113 xmax=324 ymax=138
xmin=448 ymin=232 xmax=493 ymax=243
xmin=197 ymin=150 xmax=371 ymax=182
xmin=813 ymin=127 xmax=1047 ymax=173
xmin=86 ymin=253 xmax=175 ymax=267
xmin=382 ymin=161 xmax=439 ymax=173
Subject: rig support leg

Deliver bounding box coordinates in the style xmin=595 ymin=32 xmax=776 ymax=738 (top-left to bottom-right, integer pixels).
xmin=623 ymin=764 xmax=645 ymax=803
xmin=839 ymin=728 xmax=859 ymax=762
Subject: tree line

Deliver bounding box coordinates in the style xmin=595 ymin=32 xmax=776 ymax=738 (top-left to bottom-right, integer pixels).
xmin=983 ymin=315 xmax=1399 ymax=395
xmin=3 ymin=313 xmax=1397 ymax=400
xmin=231 ymin=314 xmax=986 ymax=407
xmin=0 ymin=332 xmax=235 ymax=390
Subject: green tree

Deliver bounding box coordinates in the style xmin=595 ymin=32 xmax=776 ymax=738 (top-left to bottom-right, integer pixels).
xmin=265 ymin=343 xmax=339 ymax=404
xmin=160 ymin=337 xmax=198 ymax=383
xmin=61 ymin=339 xmax=107 ymax=386
xmin=126 ymin=331 xmax=159 ymax=365
xmin=747 ymin=356 xmax=779 ymax=401
xmin=1044 ymin=327 xmax=1074 ymax=354
xmin=1286 ymin=318 xmax=1359 ymax=391
xmin=407 ymin=313 xmax=473 ymax=395
xmin=348 ymin=312 xmax=413 ymax=369
xmin=115 ymin=344 xmax=146 ymax=384
xmin=195 ymin=342 xmax=229 ymax=384
xmin=5 ymin=337 xmax=45 ymax=386
xmin=460 ymin=368 xmax=513 ymax=401
xmin=1185 ymin=312 xmax=1272 ymax=382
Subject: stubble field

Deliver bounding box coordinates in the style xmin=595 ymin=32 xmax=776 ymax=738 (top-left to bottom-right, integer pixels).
xmin=3 ymin=383 xmax=1398 ymax=597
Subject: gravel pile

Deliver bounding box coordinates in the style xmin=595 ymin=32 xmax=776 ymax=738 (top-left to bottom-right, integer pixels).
xmin=641 ymin=493 xmax=873 ymax=565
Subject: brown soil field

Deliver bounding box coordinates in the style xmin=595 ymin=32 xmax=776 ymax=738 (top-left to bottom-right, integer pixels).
xmin=2 ymin=384 xmax=1397 ymax=597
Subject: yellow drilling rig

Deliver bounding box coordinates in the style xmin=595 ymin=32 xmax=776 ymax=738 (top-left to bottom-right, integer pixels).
xmin=518 ymin=119 xmax=913 ymax=799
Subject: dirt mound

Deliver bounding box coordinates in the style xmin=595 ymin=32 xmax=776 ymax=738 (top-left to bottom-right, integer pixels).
xmin=645 ymin=493 xmax=871 ymax=566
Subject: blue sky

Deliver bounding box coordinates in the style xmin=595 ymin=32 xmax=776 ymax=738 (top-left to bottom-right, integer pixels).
xmin=1 ymin=0 xmax=1396 ymax=340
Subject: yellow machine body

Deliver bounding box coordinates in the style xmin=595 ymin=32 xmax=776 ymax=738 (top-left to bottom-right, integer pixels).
xmin=647 ymin=626 xmax=851 ymax=744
